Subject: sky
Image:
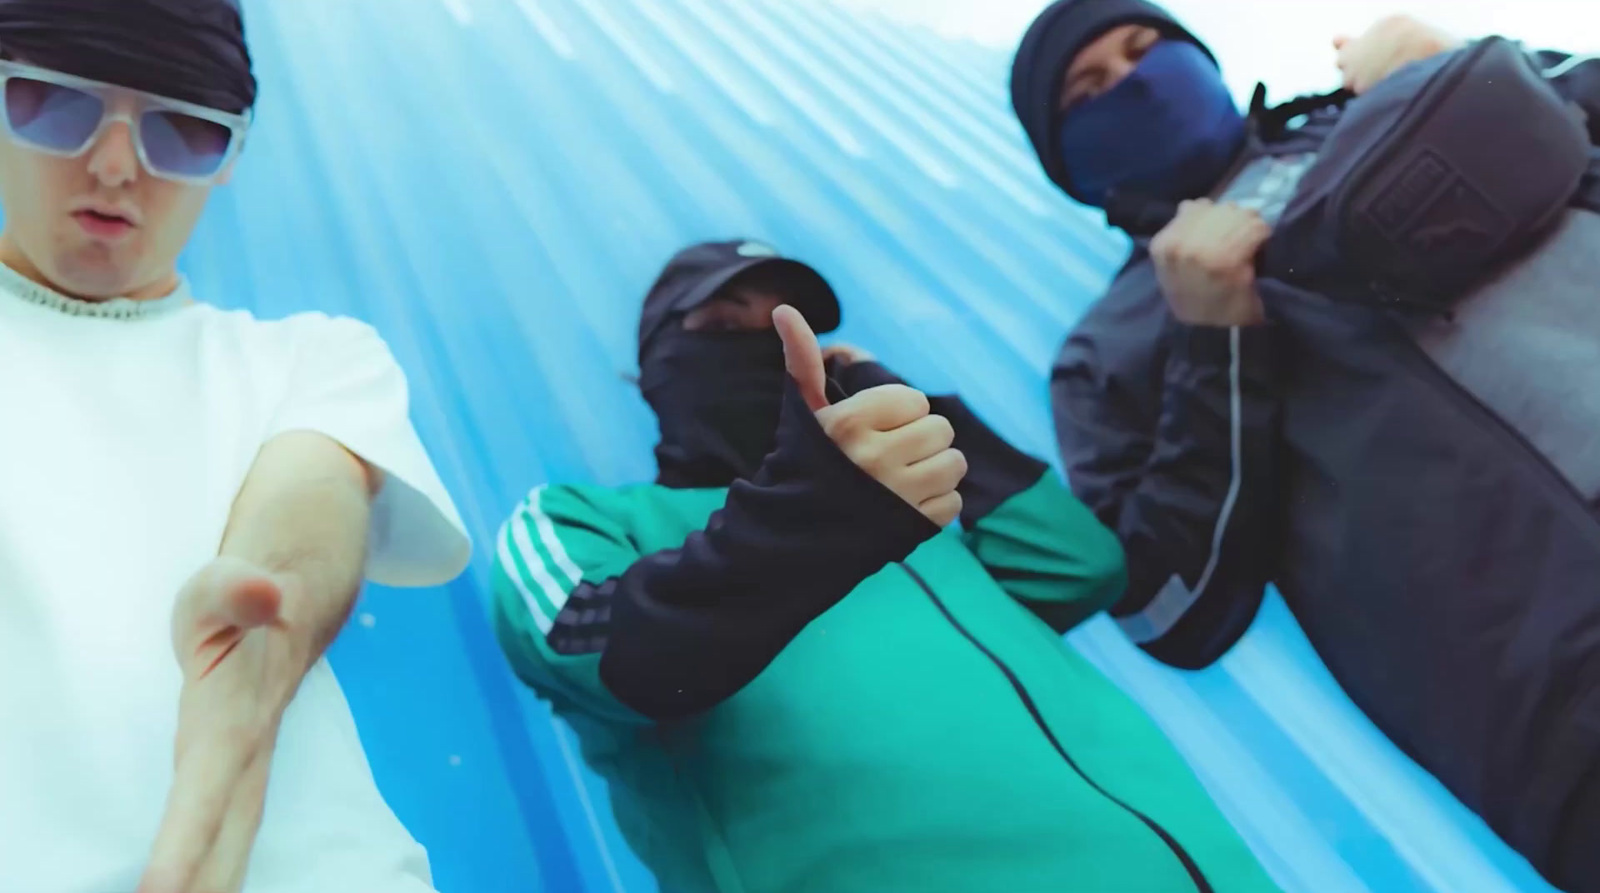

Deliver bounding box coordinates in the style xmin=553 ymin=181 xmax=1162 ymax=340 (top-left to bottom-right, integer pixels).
xmin=831 ymin=0 xmax=1600 ymax=101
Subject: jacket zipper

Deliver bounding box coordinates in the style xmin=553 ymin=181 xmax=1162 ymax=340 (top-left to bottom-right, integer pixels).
xmin=898 ymin=563 xmax=1213 ymax=893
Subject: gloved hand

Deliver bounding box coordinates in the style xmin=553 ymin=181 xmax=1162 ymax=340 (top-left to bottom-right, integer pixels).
xmin=773 ymin=305 xmax=966 ymax=528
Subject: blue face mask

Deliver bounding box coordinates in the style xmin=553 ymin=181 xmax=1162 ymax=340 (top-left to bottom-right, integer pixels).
xmin=1057 ymin=40 xmax=1247 ymax=208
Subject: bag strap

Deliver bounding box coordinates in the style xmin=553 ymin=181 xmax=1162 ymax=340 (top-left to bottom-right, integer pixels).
xmin=1106 ymin=84 xmax=1352 ymax=238
xmin=1251 ymin=83 xmax=1354 ymax=141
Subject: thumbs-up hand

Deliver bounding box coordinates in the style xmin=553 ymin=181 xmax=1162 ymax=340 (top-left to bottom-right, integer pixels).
xmin=773 ymin=305 xmax=966 ymax=527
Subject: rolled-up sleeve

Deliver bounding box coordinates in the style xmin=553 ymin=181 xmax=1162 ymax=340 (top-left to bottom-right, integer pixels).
xmin=269 ymin=314 xmax=471 ymax=588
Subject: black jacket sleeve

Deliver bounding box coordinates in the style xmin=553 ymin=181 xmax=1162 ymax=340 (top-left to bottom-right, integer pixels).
xmin=1051 ymin=259 xmax=1285 ymax=668
xmin=1533 ymin=49 xmax=1600 ymax=143
xmin=595 ymin=377 xmax=941 ymax=720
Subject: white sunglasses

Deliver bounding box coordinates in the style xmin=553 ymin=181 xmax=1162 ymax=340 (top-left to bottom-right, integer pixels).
xmin=0 ymin=58 xmax=250 ymax=185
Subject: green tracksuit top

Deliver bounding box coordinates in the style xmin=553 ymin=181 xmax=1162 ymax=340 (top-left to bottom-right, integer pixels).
xmin=492 ymin=380 xmax=1279 ymax=893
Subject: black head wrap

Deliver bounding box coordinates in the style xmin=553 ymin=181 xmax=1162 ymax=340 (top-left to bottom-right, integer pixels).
xmin=1009 ymin=0 xmax=1211 ymax=196
xmin=637 ymin=240 xmax=841 ymax=489
xmin=0 ymin=0 xmax=256 ymax=113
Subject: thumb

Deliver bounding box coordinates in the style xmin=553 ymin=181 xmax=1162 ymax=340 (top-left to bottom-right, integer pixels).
xmin=172 ymin=563 xmax=284 ymax=668
xmin=772 ymin=304 xmax=829 ymax=412
xmin=219 ymin=574 xmax=285 ymax=631
xmin=174 ymin=560 xmax=284 ymax=653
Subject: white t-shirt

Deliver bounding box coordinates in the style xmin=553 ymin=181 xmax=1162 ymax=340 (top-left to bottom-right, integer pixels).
xmin=0 ymin=265 xmax=472 ymax=892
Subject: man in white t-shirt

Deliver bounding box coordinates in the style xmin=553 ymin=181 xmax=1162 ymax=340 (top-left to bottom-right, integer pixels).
xmin=0 ymin=2 xmax=472 ymax=891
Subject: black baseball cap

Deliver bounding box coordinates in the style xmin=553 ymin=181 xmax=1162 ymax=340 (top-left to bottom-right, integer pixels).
xmin=637 ymin=239 xmax=841 ymax=357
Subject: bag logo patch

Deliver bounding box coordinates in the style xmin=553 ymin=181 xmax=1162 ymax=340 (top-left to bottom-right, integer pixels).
xmin=1368 ymin=150 xmax=1509 ymax=264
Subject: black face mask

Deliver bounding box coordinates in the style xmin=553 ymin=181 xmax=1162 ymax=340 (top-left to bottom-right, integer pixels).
xmin=641 ymin=325 xmax=787 ymax=489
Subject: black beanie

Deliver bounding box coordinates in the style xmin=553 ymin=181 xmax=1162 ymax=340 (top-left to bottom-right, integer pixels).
xmin=0 ymin=0 xmax=256 ymax=113
xmin=1010 ymin=0 xmax=1214 ymax=199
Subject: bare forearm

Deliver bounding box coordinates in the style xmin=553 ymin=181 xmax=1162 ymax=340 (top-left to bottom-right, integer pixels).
xmin=149 ymin=433 xmax=376 ymax=893
xmin=220 ymin=431 xmax=376 ymax=669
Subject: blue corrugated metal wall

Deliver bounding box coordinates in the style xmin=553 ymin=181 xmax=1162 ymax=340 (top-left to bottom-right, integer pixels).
xmin=176 ymin=0 xmax=1559 ymax=890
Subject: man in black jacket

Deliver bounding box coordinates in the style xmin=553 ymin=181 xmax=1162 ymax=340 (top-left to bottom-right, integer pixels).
xmin=1011 ymin=2 xmax=1600 ymax=890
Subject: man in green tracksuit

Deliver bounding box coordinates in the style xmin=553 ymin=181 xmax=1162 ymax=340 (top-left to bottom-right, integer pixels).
xmin=491 ymin=240 xmax=1280 ymax=893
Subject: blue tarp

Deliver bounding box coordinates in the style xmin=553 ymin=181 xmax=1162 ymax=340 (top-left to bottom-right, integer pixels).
xmin=177 ymin=0 xmax=1558 ymax=890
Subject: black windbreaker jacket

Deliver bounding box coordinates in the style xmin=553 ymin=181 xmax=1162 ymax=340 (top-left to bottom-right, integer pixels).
xmin=1051 ymin=45 xmax=1600 ymax=882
